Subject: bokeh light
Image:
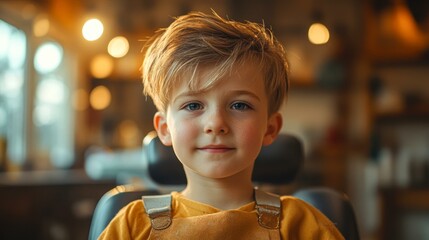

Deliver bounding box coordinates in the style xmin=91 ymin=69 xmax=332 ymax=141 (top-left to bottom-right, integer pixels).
xmin=33 ymin=105 xmax=55 ymax=126
xmin=7 ymin=29 xmax=27 ymax=70
xmin=82 ymin=18 xmax=104 ymax=41
xmin=34 ymin=41 xmax=63 ymax=74
xmin=90 ymin=54 xmax=114 ymax=78
xmin=0 ymin=20 xmax=11 ymax=60
xmin=89 ymin=85 xmax=111 ymax=110
xmin=308 ymin=23 xmax=330 ymax=45
xmin=33 ymin=14 xmax=50 ymax=37
xmin=36 ymin=77 xmax=65 ymax=105
xmin=108 ymin=36 xmax=129 ymax=58
xmin=0 ymin=70 xmax=24 ymax=97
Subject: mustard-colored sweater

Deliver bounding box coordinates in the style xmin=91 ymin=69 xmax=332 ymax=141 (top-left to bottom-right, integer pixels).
xmin=99 ymin=191 xmax=344 ymax=239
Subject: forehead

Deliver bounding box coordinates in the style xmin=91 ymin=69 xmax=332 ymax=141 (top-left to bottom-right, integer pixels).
xmin=176 ymin=60 xmax=265 ymax=94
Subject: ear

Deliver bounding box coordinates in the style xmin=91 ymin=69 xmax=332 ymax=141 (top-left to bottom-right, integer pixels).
xmin=262 ymin=112 xmax=283 ymax=146
xmin=153 ymin=112 xmax=172 ymax=146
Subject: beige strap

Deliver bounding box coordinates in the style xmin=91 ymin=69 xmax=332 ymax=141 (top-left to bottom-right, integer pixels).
xmin=254 ymin=188 xmax=281 ymax=229
xmin=143 ymin=190 xmax=281 ymax=230
xmin=142 ymin=194 xmax=172 ymax=230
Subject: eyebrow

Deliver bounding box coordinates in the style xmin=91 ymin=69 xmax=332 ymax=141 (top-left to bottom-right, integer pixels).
xmin=172 ymin=90 xmax=201 ymax=104
xmin=173 ymin=89 xmax=261 ymax=103
xmin=228 ymin=90 xmax=261 ymax=102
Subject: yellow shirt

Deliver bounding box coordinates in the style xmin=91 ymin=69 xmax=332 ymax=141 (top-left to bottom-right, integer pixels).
xmin=99 ymin=192 xmax=344 ymax=239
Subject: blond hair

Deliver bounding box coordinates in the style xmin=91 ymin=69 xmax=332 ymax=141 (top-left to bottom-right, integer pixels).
xmin=142 ymin=11 xmax=289 ymax=114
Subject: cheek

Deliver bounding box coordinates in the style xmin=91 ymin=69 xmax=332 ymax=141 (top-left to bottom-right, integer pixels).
xmin=168 ymin=116 xmax=199 ymax=143
xmin=236 ymin=119 xmax=267 ymax=146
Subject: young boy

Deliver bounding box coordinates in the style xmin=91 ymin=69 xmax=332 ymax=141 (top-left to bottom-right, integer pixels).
xmin=99 ymin=11 xmax=344 ymax=239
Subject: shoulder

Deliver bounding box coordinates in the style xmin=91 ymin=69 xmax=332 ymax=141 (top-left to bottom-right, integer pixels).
xmin=280 ymin=195 xmax=317 ymax=213
xmin=279 ymin=195 xmax=344 ymax=239
xmin=110 ymin=198 xmax=148 ymax=222
xmin=98 ymin=199 xmax=151 ymax=239
xmin=279 ymin=195 xmax=321 ymax=221
xmin=127 ymin=199 xmax=147 ymax=214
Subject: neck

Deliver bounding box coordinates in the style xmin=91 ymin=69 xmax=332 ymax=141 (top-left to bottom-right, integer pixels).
xmin=181 ymin=168 xmax=254 ymax=210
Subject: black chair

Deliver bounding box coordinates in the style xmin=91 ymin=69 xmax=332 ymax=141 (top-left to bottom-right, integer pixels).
xmin=89 ymin=185 xmax=159 ymax=240
xmin=293 ymin=187 xmax=360 ymax=240
xmin=89 ymin=131 xmax=359 ymax=240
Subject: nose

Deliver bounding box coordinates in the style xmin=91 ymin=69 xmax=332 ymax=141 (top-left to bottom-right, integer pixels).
xmin=204 ymin=108 xmax=229 ymax=135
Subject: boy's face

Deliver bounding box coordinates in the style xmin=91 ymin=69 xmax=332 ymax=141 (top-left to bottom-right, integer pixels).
xmin=154 ymin=62 xmax=282 ymax=180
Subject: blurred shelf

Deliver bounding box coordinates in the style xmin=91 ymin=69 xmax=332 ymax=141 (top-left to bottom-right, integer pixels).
xmin=373 ymin=57 xmax=429 ymax=68
xmin=0 ymin=169 xmax=115 ymax=186
xmin=375 ymin=107 xmax=429 ymax=124
xmin=289 ymin=80 xmax=345 ymax=93
xmin=380 ymin=187 xmax=429 ymax=210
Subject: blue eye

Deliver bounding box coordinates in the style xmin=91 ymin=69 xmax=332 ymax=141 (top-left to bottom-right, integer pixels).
xmin=184 ymin=102 xmax=202 ymax=111
xmin=231 ymin=102 xmax=250 ymax=110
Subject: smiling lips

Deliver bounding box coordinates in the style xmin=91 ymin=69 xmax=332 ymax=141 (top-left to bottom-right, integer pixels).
xmin=198 ymin=145 xmax=234 ymax=153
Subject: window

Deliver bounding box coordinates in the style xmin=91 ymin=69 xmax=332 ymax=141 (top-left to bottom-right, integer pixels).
xmin=0 ymin=19 xmax=27 ymax=168
xmin=0 ymin=17 xmax=75 ymax=170
xmin=32 ymin=41 xmax=74 ymax=168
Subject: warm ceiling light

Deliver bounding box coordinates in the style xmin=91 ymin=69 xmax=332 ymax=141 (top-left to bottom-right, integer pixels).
xmin=90 ymin=54 xmax=114 ymax=78
xmin=380 ymin=2 xmax=426 ymax=48
xmin=33 ymin=15 xmax=50 ymax=37
xmin=108 ymin=36 xmax=129 ymax=58
xmin=89 ymin=85 xmax=111 ymax=110
xmin=82 ymin=18 xmax=104 ymax=41
xmin=308 ymin=23 xmax=330 ymax=45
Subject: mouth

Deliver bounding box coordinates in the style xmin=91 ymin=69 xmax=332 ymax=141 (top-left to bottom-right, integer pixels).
xmin=197 ymin=145 xmax=235 ymax=153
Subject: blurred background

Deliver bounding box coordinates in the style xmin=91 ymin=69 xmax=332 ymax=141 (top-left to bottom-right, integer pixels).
xmin=0 ymin=0 xmax=429 ymax=239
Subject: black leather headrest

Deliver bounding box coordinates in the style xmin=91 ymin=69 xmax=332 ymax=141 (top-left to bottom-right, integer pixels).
xmin=253 ymin=133 xmax=303 ymax=184
xmin=143 ymin=131 xmax=303 ymax=185
xmin=143 ymin=131 xmax=187 ymax=185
